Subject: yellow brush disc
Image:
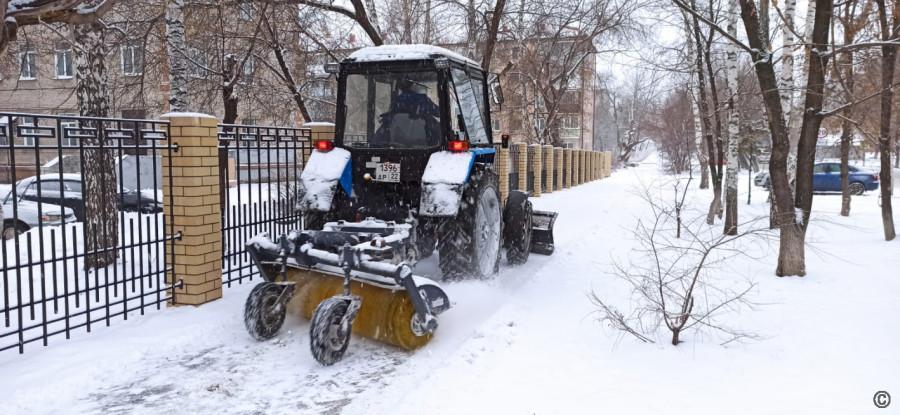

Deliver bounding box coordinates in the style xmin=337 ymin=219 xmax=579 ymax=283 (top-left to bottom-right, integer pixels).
xmin=269 ymin=265 xmax=433 ymax=350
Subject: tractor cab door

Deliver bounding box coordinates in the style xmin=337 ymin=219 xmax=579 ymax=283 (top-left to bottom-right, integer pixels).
xmin=447 ymin=66 xmax=493 ymax=146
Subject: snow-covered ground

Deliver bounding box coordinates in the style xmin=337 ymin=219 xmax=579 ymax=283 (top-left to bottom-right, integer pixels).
xmin=1 ymin=155 xmax=898 ymax=414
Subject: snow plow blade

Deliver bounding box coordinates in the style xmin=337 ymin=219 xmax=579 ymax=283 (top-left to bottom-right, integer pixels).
xmin=530 ymin=210 xmax=557 ymax=255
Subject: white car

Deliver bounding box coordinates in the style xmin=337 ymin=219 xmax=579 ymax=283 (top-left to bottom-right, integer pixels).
xmin=1 ymin=182 xmax=77 ymax=240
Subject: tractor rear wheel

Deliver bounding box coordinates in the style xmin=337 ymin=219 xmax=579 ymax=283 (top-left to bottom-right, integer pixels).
xmin=437 ymin=170 xmax=501 ymax=280
xmin=504 ymin=191 xmax=532 ymax=265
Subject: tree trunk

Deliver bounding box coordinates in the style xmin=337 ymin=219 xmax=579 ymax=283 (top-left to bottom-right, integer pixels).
xmin=776 ymin=223 xmax=806 ymax=276
xmin=839 ymin=3 xmax=855 ymax=217
xmin=481 ymin=0 xmax=508 ymax=72
xmin=792 ymin=0 xmax=833 ymax=267
xmin=689 ymin=1 xmax=715 ymax=195
xmin=876 ymin=0 xmax=897 ymax=241
xmin=682 ymin=15 xmax=709 ymax=189
xmin=223 ymin=55 xmax=238 ymax=125
xmin=703 ymin=21 xmax=724 ymax=224
xmin=738 ymin=0 xmax=809 ymax=277
xmin=74 ymin=21 xmax=117 ymax=269
xmin=774 ymin=0 xmax=796 ymax=228
xmin=724 ymin=0 xmax=739 ymax=235
xmin=165 ymin=0 xmax=188 ymax=112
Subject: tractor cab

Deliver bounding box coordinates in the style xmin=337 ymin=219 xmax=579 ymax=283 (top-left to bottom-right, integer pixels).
xmin=323 ymin=45 xmax=499 ymax=221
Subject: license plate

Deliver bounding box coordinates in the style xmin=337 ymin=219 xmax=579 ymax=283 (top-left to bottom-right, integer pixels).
xmin=375 ymin=162 xmax=401 ymax=182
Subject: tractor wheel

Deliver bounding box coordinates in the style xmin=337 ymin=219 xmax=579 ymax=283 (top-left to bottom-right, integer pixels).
xmin=244 ymin=282 xmax=287 ymax=341
xmin=504 ymin=191 xmax=533 ymax=265
xmin=437 ymin=170 xmax=501 ymax=280
xmin=416 ymin=221 xmax=437 ymax=259
xmin=310 ymin=297 xmax=352 ymax=366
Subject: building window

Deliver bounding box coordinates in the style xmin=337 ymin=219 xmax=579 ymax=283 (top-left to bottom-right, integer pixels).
xmin=59 ymin=114 xmax=79 ymax=147
xmin=239 ymin=3 xmax=254 ymax=20
xmin=55 ymin=46 xmax=74 ymax=79
xmin=20 ymin=49 xmax=37 ymax=80
xmin=189 ymin=47 xmax=208 ymax=78
xmin=241 ymin=58 xmax=255 ymax=82
xmin=491 ymin=117 xmax=501 ymax=132
xmin=559 ymin=113 xmax=580 ymax=138
xmin=20 ymin=117 xmax=37 ymax=146
xmin=121 ymin=42 xmax=144 ymax=76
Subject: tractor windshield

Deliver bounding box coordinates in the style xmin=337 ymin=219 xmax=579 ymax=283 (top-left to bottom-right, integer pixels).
xmin=342 ymin=71 xmax=441 ymax=149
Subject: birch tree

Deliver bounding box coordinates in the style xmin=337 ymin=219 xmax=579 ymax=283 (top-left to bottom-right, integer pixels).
xmin=1 ymin=0 xmax=116 ymax=55
xmin=723 ymin=0 xmax=739 ymax=235
xmin=165 ymin=0 xmax=188 ymax=112
xmin=875 ymin=0 xmax=897 ymax=240
xmin=73 ymin=18 xmax=118 ymax=268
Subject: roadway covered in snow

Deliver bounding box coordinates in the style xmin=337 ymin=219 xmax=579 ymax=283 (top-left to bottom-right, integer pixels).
xmin=1 ymin=157 xmax=898 ymax=414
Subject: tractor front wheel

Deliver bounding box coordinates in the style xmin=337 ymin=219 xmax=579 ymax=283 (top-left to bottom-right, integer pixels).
xmin=244 ymin=282 xmax=288 ymax=341
xmin=437 ymin=170 xmax=501 ymax=280
xmin=310 ymin=297 xmax=352 ymax=366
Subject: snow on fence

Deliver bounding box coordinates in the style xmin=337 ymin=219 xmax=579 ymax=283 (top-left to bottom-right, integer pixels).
xmin=0 ymin=113 xmax=178 ymax=354
xmin=217 ymin=123 xmax=314 ymax=286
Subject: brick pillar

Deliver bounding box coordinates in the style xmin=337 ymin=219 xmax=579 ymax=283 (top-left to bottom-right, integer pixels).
xmin=555 ymin=148 xmax=563 ymax=190
xmin=573 ymin=149 xmax=581 ymax=186
xmin=606 ymin=152 xmax=612 ymax=177
xmin=162 ymin=113 xmax=223 ymax=305
xmin=531 ymin=145 xmax=542 ymax=197
xmin=592 ymin=152 xmax=598 ymax=181
xmin=579 ymin=150 xmax=588 ymax=183
xmin=543 ymin=144 xmax=554 ymax=192
xmin=498 ymin=146 xmax=510 ymax=204
xmin=516 ymin=143 xmax=528 ymax=192
xmin=564 ymin=148 xmax=573 ymax=188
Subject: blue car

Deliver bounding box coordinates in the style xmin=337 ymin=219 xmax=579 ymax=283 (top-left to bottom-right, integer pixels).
xmin=813 ymin=162 xmax=879 ymax=195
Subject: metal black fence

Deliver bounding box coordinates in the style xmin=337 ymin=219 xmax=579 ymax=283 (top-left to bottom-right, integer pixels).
xmin=509 ymin=144 xmax=520 ymax=192
xmin=218 ymin=124 xmax=313 ymax=286
xmin=0 ymin=112 xmax=178 ymax=353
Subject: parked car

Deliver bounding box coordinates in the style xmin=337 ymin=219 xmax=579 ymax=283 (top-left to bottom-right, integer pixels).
xmin=813 ymin=162 xmax=879 ymax=194
xmin=12 ymin=174 xmax=163 ymax=222
xmin=1 ymin=188 xmax=77 ymax=240
xmin=754 ymin=172 xmax=770 ymax=188
xmin=753 ymin=163 xmax=879 ymax=195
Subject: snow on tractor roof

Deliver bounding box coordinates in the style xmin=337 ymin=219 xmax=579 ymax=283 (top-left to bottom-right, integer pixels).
xmin=348 ymin=44 xmax=480 ymax=67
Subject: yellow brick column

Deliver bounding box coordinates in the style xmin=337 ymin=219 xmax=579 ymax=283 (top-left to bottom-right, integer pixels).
xmin=543 ymin=144 xmax=554 ymax=192
xmin=555 ymin=148 xmax=563 ymax=190
xmin=162 ymin=113 xmax=223 ymax=305
xmin=606 ymin=152 xmax=612 ymax=177
xmin=564 ymin=148 xmax=573 ymax=188
xmin=531 ymin=145 xmax=542 ymax=197
xmin=574 ymin=149 xmax=582 ymax=186
xmin=516 ymin=143 xmax=528 ymax=192
xmin=592 ymin=152 xmax=598 ymax=181
xmin=498 ymin=146 xmax=510 ymax=204
xmin=580 ymin=150 xmax=588 ymax=183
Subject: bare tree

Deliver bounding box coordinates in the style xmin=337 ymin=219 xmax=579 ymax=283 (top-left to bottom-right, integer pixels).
xmin=723 ymin=0 xmax=739 ymax=235
xmin=1 ymin=0 xmax=116 ymax=55
xmin=591 ymin=182 xmax=763 ymax=346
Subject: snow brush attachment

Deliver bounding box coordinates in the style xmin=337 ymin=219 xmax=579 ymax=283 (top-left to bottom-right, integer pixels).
xmin=244 ymin=227 xmax=450 ymax=365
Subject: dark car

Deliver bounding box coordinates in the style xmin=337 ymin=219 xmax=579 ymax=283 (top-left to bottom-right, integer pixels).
xmin=753 ymin=163 xmax=879 ymax=195
xmin=16 ymin=174 xmax=163 ymax=221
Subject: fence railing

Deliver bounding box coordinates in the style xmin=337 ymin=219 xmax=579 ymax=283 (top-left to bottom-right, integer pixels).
xmin=0 ymin=112 xmax=178 ymax=353
xmin=217 ymin=124 xmax=313 ymax=287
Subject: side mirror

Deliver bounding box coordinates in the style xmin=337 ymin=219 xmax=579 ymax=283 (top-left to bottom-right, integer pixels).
xmin=489 ymin=75 xmax=504 ymax=105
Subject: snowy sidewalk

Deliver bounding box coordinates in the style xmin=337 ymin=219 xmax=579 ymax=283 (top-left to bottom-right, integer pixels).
xmin=1 ymin=160 xmax=899 ymax=414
